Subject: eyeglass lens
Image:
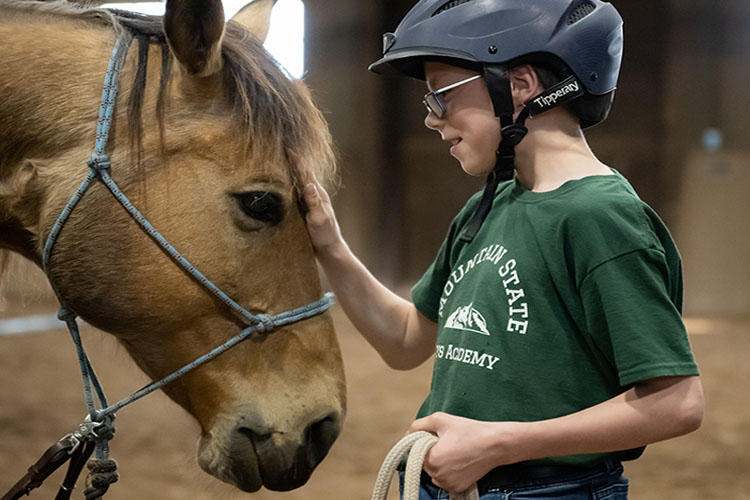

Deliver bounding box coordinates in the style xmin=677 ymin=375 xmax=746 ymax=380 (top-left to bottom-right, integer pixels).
xmin=422 ymin=74 xmax=481 ymax=119
xmin=423 ymin=94 xmax=445 ymax=118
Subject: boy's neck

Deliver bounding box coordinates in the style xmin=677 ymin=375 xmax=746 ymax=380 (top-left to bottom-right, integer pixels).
xmin=512 ymin=111 xmax=612 ymax=192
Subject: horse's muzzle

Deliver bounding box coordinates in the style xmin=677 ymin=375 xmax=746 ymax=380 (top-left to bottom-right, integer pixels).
xmin=199 ymin=411 xmax=342 ymax=492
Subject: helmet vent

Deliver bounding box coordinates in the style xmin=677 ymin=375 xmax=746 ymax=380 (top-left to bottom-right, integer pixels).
xmin=432 ymin=0 xmax=474 ymax=17
xmin=567 ymin=1 xmax=595 ymax=25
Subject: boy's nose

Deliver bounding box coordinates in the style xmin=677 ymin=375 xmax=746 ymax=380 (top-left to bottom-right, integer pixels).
xmin=424 ymin=110 xmax=441 ymax=130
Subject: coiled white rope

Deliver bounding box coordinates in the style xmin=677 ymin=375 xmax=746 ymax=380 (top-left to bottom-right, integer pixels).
xmin=371 ymin=431 xmax=479 ymax=500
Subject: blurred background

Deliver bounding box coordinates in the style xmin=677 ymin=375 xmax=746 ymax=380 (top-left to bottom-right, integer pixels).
xmin=1 ymin=0 xmax=749 ymax=499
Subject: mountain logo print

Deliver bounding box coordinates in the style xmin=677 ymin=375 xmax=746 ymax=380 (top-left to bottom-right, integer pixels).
xmin=445 ymin=303 xmax=490 ymax=336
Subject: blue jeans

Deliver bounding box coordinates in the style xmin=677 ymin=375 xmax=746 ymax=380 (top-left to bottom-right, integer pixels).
xmin=399 ymin=461 xmax=629 ymax=499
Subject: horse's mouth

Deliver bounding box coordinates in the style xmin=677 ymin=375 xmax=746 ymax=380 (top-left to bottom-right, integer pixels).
xmin=198 ymin=412 xmax=341 ymax=492
xmin=197 ymin=434 xmax=320 ymax=493
xmin=198 ymin=432 xmax=262 ymax=492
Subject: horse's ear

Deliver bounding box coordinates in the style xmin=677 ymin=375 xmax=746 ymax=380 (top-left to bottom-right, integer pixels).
xmin=163 ymin=0 xmax=225 ymax=77
xmin=230 ymin=0 xmax=277 ymax=43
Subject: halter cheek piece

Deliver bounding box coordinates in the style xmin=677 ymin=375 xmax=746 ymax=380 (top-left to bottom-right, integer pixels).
xmin=3 ymin=33 xmax=334 ymax=500
xmin=458 ymin=66 xmax=585 ymax=244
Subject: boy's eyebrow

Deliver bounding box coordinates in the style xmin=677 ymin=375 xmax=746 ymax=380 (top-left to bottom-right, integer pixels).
xmin=426 ymin=77 xmax=449 ymax=92
xmin=425 ymin=73 xmax=449 ymax=91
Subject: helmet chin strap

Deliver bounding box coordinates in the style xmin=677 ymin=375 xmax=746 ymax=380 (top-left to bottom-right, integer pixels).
xmin=459 ymin=68 xmax=584 ymax=243
xmin=460 ymin=65 xmax=528 ymax=243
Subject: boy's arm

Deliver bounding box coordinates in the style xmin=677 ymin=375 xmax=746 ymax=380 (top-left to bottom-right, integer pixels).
xmin=410 ymin=375 xmax=705 ymax=493
xmin=304 ymin=181 xmax=438 ymax=370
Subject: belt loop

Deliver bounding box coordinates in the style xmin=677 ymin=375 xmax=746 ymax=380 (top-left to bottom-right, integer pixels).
xmin=605 ymin=459 xmax=622 ymax=473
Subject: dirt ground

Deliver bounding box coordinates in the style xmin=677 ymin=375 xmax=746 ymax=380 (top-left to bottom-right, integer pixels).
xmin=1 ymin=292 xmax=749 ymax=500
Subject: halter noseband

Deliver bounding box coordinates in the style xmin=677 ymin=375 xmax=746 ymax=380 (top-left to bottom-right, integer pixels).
xmin=4 ymin=33 xmax=334 ymax=500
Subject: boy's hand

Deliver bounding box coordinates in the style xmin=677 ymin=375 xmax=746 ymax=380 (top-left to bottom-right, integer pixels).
xmin=409 ymin=412 xmax=521 ymax=493
xmin=303 ymin=178 xmax=344 ymax=255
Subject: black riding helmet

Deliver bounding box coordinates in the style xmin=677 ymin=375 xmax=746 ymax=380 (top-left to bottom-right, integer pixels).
xmin=369 ymin=0 xmax=624 ymax=242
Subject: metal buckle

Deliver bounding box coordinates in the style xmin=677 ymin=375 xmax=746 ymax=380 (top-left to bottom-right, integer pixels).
xmin=72 ymin=414 xmax=113 ymax=443
xmin=55 ymin=416 xmax=98 ymax=456
xmin=59 ymin=433 xmax=83 ymax=456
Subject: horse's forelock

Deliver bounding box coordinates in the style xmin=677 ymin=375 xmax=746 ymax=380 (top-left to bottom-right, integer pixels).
xmin=116 ymin=10 xmax=338 ymax=194
xmin=220 ymin=23 xmax=338 ymax=193
xmin=2 ymin=0 xmax=338 ymax=195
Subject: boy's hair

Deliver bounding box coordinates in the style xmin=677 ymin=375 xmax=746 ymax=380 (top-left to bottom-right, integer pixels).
xmin=522 ymin=57 xmax=615 ymax=128
xmin=531 ymin=64 xmax=576 ymax=119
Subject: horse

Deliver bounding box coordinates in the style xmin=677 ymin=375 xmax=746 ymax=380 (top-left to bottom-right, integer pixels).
xmin=0 ymin=0 xmax=346 ymax=493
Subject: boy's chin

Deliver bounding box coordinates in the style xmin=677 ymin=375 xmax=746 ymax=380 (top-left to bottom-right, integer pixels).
xmin=459 ymin=160 xmax=495 ymax=177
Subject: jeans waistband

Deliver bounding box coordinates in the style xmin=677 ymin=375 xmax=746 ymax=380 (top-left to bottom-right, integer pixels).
xmin=476 ymin=460 xmax=623 ymax=491
xmin=413 ymin=460 xmax=623 ymax=495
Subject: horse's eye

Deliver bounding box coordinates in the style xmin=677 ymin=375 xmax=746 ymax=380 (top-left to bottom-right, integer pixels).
xmin=232 ymin=191 xmax=284 ymax=225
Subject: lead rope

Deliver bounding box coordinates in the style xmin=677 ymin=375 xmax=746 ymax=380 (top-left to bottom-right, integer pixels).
xmin=371 ymin=431 xmax=479 ymax=500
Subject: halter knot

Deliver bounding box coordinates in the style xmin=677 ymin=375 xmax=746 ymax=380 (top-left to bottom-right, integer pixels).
xmin=87 ymin=154 xmax=111 ymax=174
xmin=91 ymin=415 xmax=116 ymax=442
xmin=253 ymin=314 xmax=276 ymax=334
xmin=57 ymin=307 xmax=77 ymax=323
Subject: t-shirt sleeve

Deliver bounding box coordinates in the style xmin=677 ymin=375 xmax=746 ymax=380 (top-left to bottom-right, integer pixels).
xmin=579 ymin=248 xmax=699 ymax=387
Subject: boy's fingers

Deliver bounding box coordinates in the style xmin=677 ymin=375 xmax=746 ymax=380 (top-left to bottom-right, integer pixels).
xmin=306 ymin=179 xmax=332 ymax=205
xmin=316 ymin=182 xmax=332 ymax=204
xmin=304 ymin=183 xmax=321 ymax=208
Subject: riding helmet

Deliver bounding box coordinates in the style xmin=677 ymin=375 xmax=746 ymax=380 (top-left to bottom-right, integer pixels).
xmin=369 ymin=0 xmax=624 ymax=128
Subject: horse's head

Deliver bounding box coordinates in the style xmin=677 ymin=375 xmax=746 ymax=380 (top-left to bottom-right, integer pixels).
xmin=0 ymin=0 xmax=345 ymax=492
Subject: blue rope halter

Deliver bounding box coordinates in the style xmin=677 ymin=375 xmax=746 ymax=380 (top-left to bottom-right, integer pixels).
xmin=41 ymin=34 xmax=335 ymax=461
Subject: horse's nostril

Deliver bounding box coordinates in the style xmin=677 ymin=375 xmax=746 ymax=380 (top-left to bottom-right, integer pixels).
xmin=304 ymin=413 xmax=340 ymax=464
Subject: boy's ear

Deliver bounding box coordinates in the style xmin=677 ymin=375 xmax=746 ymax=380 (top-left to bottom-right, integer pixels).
xmin=508 ymin=64 xmax=541 ymax=107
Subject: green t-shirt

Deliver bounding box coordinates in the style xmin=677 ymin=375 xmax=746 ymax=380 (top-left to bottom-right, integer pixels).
xmin=412 ymin=172 xmax=699 ymax=466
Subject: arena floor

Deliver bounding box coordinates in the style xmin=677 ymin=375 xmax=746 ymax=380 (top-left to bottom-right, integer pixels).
xmin=1 ymin=296 xmax=748 ymax=500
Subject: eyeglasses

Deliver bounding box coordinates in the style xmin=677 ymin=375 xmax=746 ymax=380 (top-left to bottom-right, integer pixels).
xmin=422 ymin=74 xmax=482 ymax=119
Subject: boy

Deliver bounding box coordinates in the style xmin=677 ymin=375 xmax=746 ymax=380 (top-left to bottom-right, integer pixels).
xmin=304 ymin=0 xmax=704 ymax=498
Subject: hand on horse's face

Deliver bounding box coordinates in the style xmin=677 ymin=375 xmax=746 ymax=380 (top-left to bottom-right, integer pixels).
xmin=304 ymin=178 xmax=344 ymax=256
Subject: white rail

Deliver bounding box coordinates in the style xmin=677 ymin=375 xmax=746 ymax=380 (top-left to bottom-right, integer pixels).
xmin=0 ymin=314 xmax=63 ymax=336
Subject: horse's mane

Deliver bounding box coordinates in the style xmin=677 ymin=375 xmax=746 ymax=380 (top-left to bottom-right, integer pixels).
xmin=2 ymin=0 xmax=338 ymax=192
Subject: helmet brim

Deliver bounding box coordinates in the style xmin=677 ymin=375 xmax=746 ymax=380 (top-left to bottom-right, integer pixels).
xmin=369 ymin=47 xmax=479 ymax=80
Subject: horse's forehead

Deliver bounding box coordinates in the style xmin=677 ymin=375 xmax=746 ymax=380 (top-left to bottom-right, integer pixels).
xmin=175 ymin=118 xmax=235 ymax=144
xmin=166 ymin=120 xmax=290 ymax=179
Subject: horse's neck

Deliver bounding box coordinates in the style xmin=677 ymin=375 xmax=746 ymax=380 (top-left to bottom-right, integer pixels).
xmin=0 ymin=10 xmax=117 ymax=170
xmin=0 ymin=9 xmax=118 ymax=259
